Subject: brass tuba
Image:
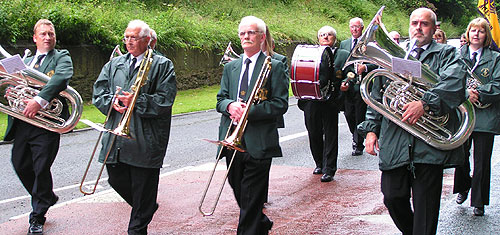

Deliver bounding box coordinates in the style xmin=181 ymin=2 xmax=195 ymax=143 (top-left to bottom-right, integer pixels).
xmin=219 ymin=42 xmax=241 ymax=66
xmin=0 ymin=45 xmax=83 ymax=134
xmin=344 ymin=6 xmax=475 ymax=150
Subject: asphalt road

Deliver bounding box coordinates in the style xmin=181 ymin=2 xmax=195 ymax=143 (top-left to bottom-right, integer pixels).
xmin=0 ymin=97 xmax=499 ymax=234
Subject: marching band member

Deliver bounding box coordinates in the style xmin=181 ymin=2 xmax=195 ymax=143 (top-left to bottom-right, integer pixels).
xmin=5 ymin=19 xmax=73 ymax=234
xmin=453 ymin=17 xmax=500 ymax=216
xmin=216 ymin=15 xmax=288 ymax=234
xmin=298 ymin=26 xmax=350 ymax=182
xmin=92 ymin=19 xmax=177 ymax=234
xmin=340 ymin=17 xmax=376 ymax=156
xmin=359 ymin=8 xmax=466 ymax=234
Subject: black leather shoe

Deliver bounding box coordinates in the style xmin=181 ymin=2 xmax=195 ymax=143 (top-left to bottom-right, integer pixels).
xmin=473 ymin=207 xmax=485 ymax=216
xmin=28 ymin=220 xmax=43 ymax=234
xmin=313 ymin=167 xmax=322 ymax=175
xmin=456 ymin=191 xmax=468 ymax=204
xmin=320 ymin=174 xmax=333 ymax=182
xmin=352 ymin=149 xmax=363 ymax=156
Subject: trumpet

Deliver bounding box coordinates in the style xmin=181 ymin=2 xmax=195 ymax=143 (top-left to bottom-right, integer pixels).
xmin=0 ymin=45 xmax=83 ymax=134
xmin=199 ymin=56 xmax=272 ymax=216
xmin=79 ymin=48 xmax=154 ymax=195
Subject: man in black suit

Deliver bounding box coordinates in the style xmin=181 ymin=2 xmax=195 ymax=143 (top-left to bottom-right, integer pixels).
xmin=4 ymin=19 xmax=73 ymax=234
xmin=216 ymin=15 xmax=288 ymax=234
xmin=298 ymin=26 xmax=350 ymax=182
xmin=339 ymin=17 xmax=374 ymax=156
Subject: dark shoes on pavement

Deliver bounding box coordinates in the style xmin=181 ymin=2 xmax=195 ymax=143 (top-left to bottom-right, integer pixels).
xmin=456 ymin=191 xmax=468 ymax=204
xmin=473 ymin=207 xmax=485 ymax=216
xmin=352 ymin=149 xmax=363 ymax=156
xmin=313 ymin=167 xmax=322 ymax=175
xmin=320 ymin=174 xmax=333 ymax=182
xmin=28 ymin=220 xmax=43 ymax=234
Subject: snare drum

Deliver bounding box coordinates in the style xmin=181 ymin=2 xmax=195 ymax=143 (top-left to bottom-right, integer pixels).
xmin=291 ymin=45 xmax=335 ymax=100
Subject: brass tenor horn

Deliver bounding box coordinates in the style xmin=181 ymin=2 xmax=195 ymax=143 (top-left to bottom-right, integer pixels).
xmin=458 ymin=51 xmax=491 ymax=109
xmin=0 ymin=45 xmax=83 ymax=134
xmin=219 ymin=42 xmax=241 ymax=66
xmin=79 ymin=48 xmax=154 ymax=195
xmin=199 ymin=56 xmax=272 ymax=216
xmin=344 ymin=6 xmax=475 ymax=150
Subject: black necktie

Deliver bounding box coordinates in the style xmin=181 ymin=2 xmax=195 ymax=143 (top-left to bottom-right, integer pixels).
xmin=471 ymin=52 xmax=478 ymax=67
xmin=239 ymin=58 xmax=251 ymax=100
xmin=414 ymin=48 xmax=424 ymax=60
xmin=352 ymin=38 xmax=358 ymax=52
xmin=129 ymin=57 xmax=137 ymax=77
xmin=33 ymin=54 xmax=46 ymax=70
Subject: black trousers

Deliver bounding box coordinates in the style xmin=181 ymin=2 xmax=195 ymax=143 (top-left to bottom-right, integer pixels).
xmin=453 ymin=131 xmax=494 ymax=207
xmin=11 ymin=121 xmax=59 ymax=224
xmin=381 ymin=164 xmax=443 ymax=235
xmin=225 ymin=151 xmax=273 ymax=235
xmin=343 ymin=88 xmax=366 ymax=151
xmin=107 ymin=163 xmax=160 ymax=235
xmin=302 ymin=101 xmax=339 ymax=175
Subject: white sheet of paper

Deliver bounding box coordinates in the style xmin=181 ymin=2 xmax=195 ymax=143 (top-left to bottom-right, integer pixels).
xmin=392 ymin=57 xmax=421 ymax=78
xmin=0 ymin=54 xmax=27 ymax=74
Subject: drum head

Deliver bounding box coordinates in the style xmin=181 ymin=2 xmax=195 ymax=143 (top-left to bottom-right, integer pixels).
xmin=291 ymin=45 xmax=335 ymax=100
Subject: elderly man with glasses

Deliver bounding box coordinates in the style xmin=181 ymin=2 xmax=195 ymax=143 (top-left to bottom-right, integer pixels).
xmin=216 ymin=15 xmax=288 ymax=234
xmin=92 ymin=19 xmax=177 ymax=235
xmin=297 ymin=26 xmax=351 ymax=182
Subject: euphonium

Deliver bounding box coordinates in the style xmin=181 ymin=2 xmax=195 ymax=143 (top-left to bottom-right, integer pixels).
xmin=0 ymin=45 xmax=83 ymax=133
xmin=199 ymin=56 xmax=273 ymax=216
xmin=344 ymin=6 xmax=475 ymax=150
xmin=219 ymin=42 xmax=241 ymax=66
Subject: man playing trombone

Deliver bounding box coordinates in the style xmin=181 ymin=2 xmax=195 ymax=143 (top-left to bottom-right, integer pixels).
xmin=92 ymin=19 xmax=177 ymax=235
xmin=216 ymin=16 xmax=288 ymax=234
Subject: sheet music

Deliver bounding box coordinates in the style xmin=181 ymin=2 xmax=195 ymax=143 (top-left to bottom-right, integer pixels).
xmin=392 ymin=57 xmax=421 ymax=78
xmin=0 ymin=54 xmax=27 ymax=74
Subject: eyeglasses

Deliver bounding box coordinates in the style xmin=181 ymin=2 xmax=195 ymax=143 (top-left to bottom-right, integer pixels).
xmin=319 ymin=33 xmax=334 ymax=38
xmin=122 ymin=36 xmax=145 ymax=42
xmin=350 ymin=25 xmax=362 ymax=29
xmin=239 ymin=30 xmax=260 ymax=37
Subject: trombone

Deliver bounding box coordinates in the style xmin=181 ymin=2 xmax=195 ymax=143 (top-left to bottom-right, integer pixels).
xmin=199 ymin=56 xmax=272 ymax=216
xmin=79 ymin=48 xmax=153 ymax=195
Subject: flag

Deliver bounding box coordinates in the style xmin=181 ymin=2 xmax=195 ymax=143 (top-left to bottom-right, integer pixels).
xmin=478 ymin=0 xmax=500 ymax=50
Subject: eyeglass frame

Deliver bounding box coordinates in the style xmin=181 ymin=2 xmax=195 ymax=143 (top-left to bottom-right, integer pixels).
xmin=238 ymin=30 xmax=261 ymax=37
xmin=122 ymin=36 xmax=146 ymax=43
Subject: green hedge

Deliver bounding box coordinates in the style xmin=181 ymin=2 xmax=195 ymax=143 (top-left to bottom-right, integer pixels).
xmin=0 ymin=0 xmax=475 ymax=53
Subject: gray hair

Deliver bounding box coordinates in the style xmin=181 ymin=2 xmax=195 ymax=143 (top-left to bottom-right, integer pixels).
xmin=410 ymin=8 xmax=437 ymax=26
xmin=317 ymin=25 xmax=337 ymax=45
xmin=125 ymin=19 xmax=151 ymax=38
xmin=150 ymin=29 xmax=157 ymax=40
xmin=350 ymin=17 xmax=364 ymax=27
xmin=239 ymin=16 xmax=266 ymax=35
